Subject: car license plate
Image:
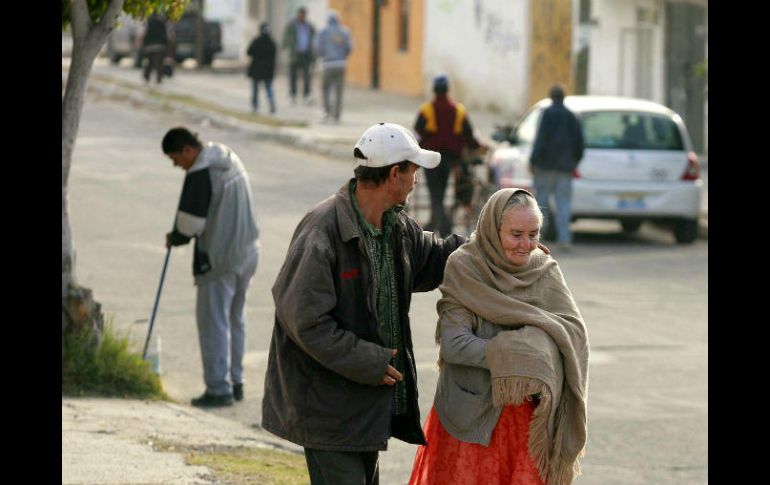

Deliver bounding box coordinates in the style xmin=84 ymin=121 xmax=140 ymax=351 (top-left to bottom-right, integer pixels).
xmin=617 ymin=193 xmax=645 ymax=209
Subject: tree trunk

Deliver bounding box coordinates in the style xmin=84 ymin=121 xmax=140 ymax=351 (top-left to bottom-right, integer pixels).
xmin=62 ymin=0 xmax=124 ymax=340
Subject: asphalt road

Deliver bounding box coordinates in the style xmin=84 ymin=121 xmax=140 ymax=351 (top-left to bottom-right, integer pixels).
xmin=69 ymin=93 xmax=708 ymax=485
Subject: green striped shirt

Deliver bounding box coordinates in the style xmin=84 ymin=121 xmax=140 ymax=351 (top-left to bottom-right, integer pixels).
xmin=349 ymin=180 xmax=407 ymax=416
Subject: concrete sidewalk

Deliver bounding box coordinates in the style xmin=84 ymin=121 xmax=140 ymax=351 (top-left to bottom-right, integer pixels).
xmin=62 ymin=397 xmax=302 ymax=485
xmin=72 ymin=58 xmax=506 ymax=160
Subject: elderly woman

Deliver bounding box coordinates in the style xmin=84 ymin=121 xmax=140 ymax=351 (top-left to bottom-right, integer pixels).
xmin=408 ymin=188 xmax=589 ymax=485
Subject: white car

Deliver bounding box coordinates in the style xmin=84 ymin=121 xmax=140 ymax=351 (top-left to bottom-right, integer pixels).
xmin=488 ymin=95 xmax=704 ymax=244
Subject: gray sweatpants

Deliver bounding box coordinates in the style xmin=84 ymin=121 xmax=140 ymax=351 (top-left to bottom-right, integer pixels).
xmin=195 ymin=249 xmax=259 ymax=396
xmin=321 ymin=66 xmax=346 ymax=120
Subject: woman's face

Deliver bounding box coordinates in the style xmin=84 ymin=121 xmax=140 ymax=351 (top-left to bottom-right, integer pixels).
xmin=498 ymin=206 xmax=541 ymax=266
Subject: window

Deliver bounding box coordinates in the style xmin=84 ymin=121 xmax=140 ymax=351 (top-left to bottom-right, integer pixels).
xmin=579 ymin=0 xmax=591 ymax=23
xmin=399 ymin=0 xmax=409 ymax=51
xmin=516 ymin=108 xmax=542 ymax=145
xmin=580 ymin=111 xmax=684 ymax=150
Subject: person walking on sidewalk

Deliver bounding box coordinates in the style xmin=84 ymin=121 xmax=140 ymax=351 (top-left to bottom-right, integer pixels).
xmin=246 ymin=22 xmax=277 ymax=114
xmin=283 ymin=6 xmax=315 ymax=105
xmin=315 ymin=9 xmax=353 ymax=123
xmin=529 ymin=83 xmax=584 ymax=250
xmin=162 ymin=127 xmax=261 ymax=408
xmin=141 ymin=13 xmax=168 ymax=85
xmin=414 ymin=75 xmax=487 ymax=236
xmin=262 ymin=122 xmax=468 ymax=485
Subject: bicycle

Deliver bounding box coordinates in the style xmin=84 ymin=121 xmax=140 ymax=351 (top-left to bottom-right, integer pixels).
xmin=448 ymin=150 xmax=497 ymax=236
xmin=405 ymin=147 xmax=497 ymax=237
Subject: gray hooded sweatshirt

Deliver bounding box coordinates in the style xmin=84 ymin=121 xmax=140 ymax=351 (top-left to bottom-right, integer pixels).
xmin=167 ymin=142 xmax=260 ymax=284
xmin=314 ymin=11 xmax=353 ymax=69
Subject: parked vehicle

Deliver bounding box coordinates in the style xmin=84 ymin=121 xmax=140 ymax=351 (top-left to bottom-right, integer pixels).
xmin=172 ymin=11 xmax=222 ymax=66
xmin=488 ymin=96 xmax=703 ymax=244
xmin=105 ymin=14 xmax=144 ymax=66
xmin=105 ymin=11 xmax=222 ymax=68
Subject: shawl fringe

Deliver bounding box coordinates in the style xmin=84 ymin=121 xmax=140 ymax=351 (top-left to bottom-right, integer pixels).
xmin=545 ymin=395 xmax=585 ymax=485
xmin=491 ymin=376 xmax=584 ymax=485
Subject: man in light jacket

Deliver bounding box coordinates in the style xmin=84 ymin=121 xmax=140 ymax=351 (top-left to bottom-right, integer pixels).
xmin=262 ymin=122 xmax=466 ymax=484
xmin=162 ymin=127 xmax=260 ymax=407
xmin=314 ymin=10 xmax=353 ymax=122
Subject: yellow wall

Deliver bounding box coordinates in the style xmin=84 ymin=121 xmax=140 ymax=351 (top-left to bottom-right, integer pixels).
xmin=329 ymin=0 xmax=424 ymax=95
xmin=379 ymin=0 xmax=424 ymax=95
xmin=529 ymin=0 xmax=574 ymax=105
xmin=330 ymin=0 xmax=372 ymax=88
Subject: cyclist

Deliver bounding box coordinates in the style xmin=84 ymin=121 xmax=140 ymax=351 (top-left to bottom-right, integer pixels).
xmin=414 ymin=75 xmax=487 ymax=236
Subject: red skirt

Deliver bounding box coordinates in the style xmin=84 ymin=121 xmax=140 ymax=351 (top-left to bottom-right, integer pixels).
xmin=408 ymin=404 xmax=544 ymax=485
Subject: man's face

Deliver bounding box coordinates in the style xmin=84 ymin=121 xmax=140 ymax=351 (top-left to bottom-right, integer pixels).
xmin=391 ymin=162 xmax=419 ymax=206
xmin=298 ymin=10 xmax=306 ymax=22
xmin=166 ymin=146 xmax=197 ymax=171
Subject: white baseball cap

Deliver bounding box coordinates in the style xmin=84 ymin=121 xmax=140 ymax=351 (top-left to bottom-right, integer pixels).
xmin=354 ymin=122 xmax=441 ymax=169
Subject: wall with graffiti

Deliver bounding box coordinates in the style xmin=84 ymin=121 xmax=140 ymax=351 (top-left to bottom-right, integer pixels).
xmin=423 ymin=0 xmax=530 ymax=116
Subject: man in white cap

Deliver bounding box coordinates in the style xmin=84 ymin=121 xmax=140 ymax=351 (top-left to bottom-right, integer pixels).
xmin=262 ymin=122 xmax=467 ymax=484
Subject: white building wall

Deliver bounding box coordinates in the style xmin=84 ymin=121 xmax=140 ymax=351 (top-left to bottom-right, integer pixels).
xmin=588 ymin=0 xmax=665 ymax=103
xmin=203 ymin=0 xmax=328 ymax=61
xmin=270 ymin=0 xmax=329 ymax=67
xmin=205 ymin=0 xmax=248 ymax=59
xmin=423 ymin=0 xmax=530 ymax=116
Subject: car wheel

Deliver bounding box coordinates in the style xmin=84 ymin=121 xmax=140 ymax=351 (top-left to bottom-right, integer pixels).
xmin=620 ymin=219 xmax=642 ymax=233
xmin=110 ymin=53 xmax=122 ymax=65
xmin=673 ymin=219 xmax=698 ymax=244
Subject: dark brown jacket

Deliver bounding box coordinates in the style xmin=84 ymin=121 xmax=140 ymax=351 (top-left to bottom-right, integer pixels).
xmin=262 ymin=181 xmax=465 ymax=451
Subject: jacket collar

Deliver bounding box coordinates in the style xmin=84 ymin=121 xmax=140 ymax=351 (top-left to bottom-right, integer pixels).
xmin=335 ymin=178 xmax=407 ymax=243
xmin=335 ymin=179 xmax=361 ymax=243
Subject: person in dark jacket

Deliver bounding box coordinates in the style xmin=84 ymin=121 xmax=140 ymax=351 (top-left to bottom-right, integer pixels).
xmin=529 ymin=84 xmax=585 ymax=250
xmin=246 ymin=22 xmax=277 ymax=114
xmin=141 ymin=13 xmax=168 ymax=84
xmin=262 ymin=122 xmax=467 ymax=485
xmin=414 ymin=75 xmax=487 ymax=236
xmin=282 ymin=6 xmax=315 ymax=104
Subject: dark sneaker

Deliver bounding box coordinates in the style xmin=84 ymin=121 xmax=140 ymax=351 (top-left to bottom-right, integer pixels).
xmin=191 ymin=392 xmax=234 ymax=408
xmin=233 ymin=383 xmax=243 ymax=402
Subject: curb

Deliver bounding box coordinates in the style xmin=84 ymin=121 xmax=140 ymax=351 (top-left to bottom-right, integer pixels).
xmin=85 ymin=74 xmax=355 ymax=162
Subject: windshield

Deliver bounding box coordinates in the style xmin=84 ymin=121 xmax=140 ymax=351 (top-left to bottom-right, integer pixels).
xmin=580 ymin=111 xmax=684 ymax=150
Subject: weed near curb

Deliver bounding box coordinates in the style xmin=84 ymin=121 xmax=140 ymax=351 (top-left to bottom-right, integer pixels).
xmin=62 ymin=321 xmax=170 ymax=401
xmin=153 ymin=440 xmax=309 ymax=485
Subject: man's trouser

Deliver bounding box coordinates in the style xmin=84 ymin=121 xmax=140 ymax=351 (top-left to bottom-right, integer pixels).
xmin=251 ymin=78 xmax=275 ymax=112
xmin=142 ymin=45 xmax=165 ymax=84
xmin=533 ymin=169 xmax=574 ymax=245
xmin=322 ymin=66 xmax=346 ymax=120
xmin=289 ymin=52 xmax=313 ymax=99
xmin=195 ymin=249 xmax=259 ymax=396
xmin=304 ymin=448 xmax=379 ymax=485
xmin=425 ymin=153 xmax=471 ymax=236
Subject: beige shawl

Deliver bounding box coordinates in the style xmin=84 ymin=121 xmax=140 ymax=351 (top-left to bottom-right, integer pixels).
xmin=436 ymin=188 xmax=589 ymax=485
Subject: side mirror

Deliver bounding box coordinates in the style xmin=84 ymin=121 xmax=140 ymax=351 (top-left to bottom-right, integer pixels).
xmin=492 ymin=124 xmax=516 ymax=144
xmin=507 ymin=131 xmax=519 ymax=145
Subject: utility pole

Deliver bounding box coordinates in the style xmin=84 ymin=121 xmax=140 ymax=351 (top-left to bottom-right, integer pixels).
xmin=372 ymin=0 xmax=382 ymax=89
